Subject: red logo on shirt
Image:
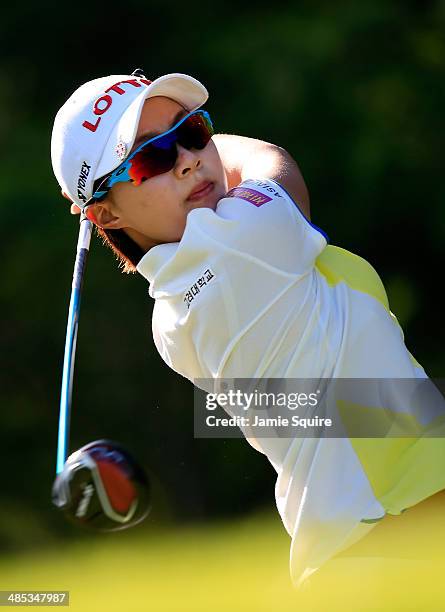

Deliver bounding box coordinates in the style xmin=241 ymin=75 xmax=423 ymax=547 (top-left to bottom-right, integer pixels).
xmin=226 ymin=187 xmax=272 ymax=207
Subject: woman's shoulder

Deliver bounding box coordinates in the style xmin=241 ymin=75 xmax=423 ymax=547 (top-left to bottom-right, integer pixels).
xmin=212 ymin=132 xmax=311 ymax=218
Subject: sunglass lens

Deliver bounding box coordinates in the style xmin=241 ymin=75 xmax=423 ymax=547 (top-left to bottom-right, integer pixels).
xmin=128 ymin=144 xmax=177 ymax=185
xmin=178 ymin=113 xmax=214 ymax=150
xmin=102 ymin=111 xmax=214 ymax=191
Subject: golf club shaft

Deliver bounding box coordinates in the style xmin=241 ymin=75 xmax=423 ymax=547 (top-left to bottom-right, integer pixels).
xmin=56 ymin=213 xmax=93 ymax=474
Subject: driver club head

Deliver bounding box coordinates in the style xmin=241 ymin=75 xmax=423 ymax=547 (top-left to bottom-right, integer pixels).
xmin=52 ymin=439 xmax=151 ymax=531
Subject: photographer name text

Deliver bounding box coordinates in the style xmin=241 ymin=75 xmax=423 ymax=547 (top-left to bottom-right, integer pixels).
xmin=205 ymin=415 xmax=332 ymax=429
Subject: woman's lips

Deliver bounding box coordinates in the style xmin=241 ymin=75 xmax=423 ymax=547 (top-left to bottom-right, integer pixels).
xmin=186 ymin=181 xmax=214 ymax=201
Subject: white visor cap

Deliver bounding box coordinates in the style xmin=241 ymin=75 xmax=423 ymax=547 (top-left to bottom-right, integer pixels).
xmin=51 ymin=72 xmax=209 ymax=208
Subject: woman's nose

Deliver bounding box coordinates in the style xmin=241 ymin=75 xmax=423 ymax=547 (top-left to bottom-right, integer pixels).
xmin=174 ymin=144 xmax=202 ymax=177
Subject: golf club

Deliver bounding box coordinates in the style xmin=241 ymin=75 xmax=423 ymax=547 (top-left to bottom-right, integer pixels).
xmin=52 ymin=212 xmax=151 ymax=530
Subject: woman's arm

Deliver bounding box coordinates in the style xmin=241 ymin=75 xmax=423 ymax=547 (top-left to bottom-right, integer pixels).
xmin=212 ymin=133 xmax=311 ymax=219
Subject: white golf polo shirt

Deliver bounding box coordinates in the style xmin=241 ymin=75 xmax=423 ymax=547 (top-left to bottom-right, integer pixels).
xmin=136 ymin=178 xmax=445 ymax=585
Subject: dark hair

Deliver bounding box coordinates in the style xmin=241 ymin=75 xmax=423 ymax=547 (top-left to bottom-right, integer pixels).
xmin=92 ymin=176 xmax=146 ymax=274
xmin=96 ymin=227 xmax=146 ymax=274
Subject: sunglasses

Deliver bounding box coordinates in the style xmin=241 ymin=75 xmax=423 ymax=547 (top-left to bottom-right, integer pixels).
xmin=89 ymin=109 xmax=214 ymax=204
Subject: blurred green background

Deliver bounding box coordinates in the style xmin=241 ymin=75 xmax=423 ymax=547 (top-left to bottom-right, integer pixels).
xmin=1 ymin=0 xmax=444 ymax=609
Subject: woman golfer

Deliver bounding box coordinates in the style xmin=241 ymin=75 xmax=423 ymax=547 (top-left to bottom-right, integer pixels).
xmin=51 ymin=69 xmax=445 ymax=587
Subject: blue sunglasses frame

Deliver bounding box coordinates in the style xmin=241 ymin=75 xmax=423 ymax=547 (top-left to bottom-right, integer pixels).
xmin=89 ymin=109 xmax=214 ymax=204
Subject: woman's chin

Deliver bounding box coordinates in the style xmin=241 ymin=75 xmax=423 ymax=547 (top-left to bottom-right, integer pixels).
xmin=187 ymin=191 xmax=223 ymax=213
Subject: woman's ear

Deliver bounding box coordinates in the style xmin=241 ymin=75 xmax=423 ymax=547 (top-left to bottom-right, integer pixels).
xmin=88 ymin=202 xmax=125 ymax=229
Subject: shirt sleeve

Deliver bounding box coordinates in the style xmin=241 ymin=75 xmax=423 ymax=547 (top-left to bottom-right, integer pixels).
xmin=137 ymin=178 xmax=328 ymax=382
xmin=212 ymin=178 xmax=328 ymax=275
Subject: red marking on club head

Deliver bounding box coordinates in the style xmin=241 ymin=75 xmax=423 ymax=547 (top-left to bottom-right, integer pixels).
xmin=96 ymin=460 xmax=137 ymax=513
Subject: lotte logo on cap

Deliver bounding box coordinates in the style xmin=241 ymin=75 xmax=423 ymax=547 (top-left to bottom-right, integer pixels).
xmin=82 ymin=78 xmax=152 ymax=134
